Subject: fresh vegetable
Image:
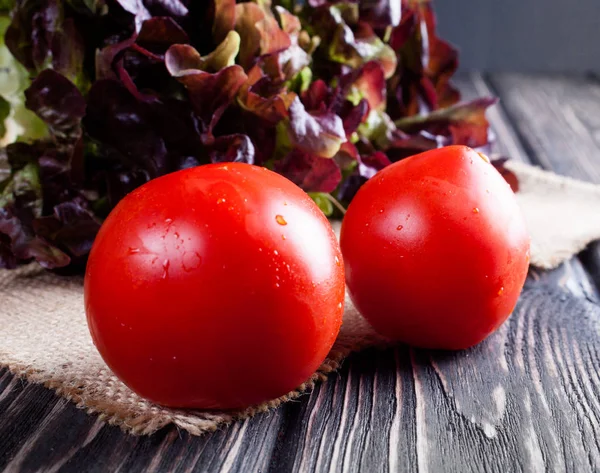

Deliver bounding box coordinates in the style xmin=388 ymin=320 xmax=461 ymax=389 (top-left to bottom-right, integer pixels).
xmin=340 ymin=146 xmax=530 ymax=350
xmin=84 ymin=163 xmax=345 ymax=409
xmin=0 ymin=0 xmax=497 ymax=271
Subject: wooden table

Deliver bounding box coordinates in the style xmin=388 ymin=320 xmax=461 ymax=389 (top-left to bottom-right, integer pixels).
xmin=2 ymin=73 xmax=600 ymax=473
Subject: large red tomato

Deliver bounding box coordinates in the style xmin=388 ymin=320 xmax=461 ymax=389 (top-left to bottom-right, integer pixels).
xmin=84 ymin=163 xmax=344 ymax=409
xmin=340 ymin=146 xmax=530 ymax=350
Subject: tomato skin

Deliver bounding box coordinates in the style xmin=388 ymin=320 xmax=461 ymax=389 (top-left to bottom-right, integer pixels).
xmin=340 ymin=146 xmax=530 ymax=350
xmin=84 ymin=163 xmax=344 ymax=409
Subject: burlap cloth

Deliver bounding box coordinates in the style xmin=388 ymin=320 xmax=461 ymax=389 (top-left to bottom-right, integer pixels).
xmin=1 ymin=161 xmax=599 ymax=436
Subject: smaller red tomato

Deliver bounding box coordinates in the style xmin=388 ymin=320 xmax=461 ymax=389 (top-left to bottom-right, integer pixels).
xmin=84 ymin=163 xmax=345 ymax=409
xmin=340 ymin=146 xmax=530 ymax=350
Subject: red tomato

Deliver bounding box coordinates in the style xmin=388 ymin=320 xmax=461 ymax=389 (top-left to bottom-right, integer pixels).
xmin=340 ymin=146 xmax=530 ymax=350
xmin=84 ymin=163 xmax=344 ymax=409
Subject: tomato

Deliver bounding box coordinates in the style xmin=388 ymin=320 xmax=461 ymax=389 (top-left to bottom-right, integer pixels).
xmin=84 ymin=163 xmax=344 ymax=409
xmin=340 ymin=146 xmax=530 ymax=350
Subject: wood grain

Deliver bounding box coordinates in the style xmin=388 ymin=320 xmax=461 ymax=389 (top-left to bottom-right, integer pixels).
xmin=1 ymin=74 xmax=600 ymax=473
xmin=2 ymin=289 xmax=600 ymax=472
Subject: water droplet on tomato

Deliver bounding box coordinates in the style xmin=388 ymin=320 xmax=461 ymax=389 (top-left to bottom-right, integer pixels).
xmin=473 ymin=207 xmax=480 ymax=214
xmin=498 ymin=287 xmax=505 ymax=296
xmin=281 ymin=234 xmax=286 ymax=240
xmin=128 ymin=247 xmax=140 ymax=254
xmin=258 ymin=248 xmax=263 ymax=252
xmin=275 ymin=215 xmax=287 ymax=225
xmin=217 ymin=198 xmax=226 ymax=204
xmin=274 ymin=250 xmax=279 ymax=256
xmin=396 ymin=225 xmax=403 ymax=231
xmin=182 ymin=252 xmax=202 ymax=272
xmin=335 ymin=256 xmax=341 ymax=266
xmin=283 ymin=201 xmax=288 ymax=206
xmin=275 ymin=283 xmax=280 ymax=288
xmin=162 ymin=259 xmax=170 ymax=279
xmin=379 ymin=209 xmax=384 ymax=213
xmin=312 ymin=282 xmax=317 ymax=288
xmin=338 ymin=302 xmax=342 ymax=310
xmin=174 ymin=232 xmax=180 ymax=238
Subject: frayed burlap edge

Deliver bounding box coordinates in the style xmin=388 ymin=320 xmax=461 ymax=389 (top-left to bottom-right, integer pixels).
xmin=505 ymin=160 xmax=600 ymax=269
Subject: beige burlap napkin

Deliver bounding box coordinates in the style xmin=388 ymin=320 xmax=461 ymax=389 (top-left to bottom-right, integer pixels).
xmin=1 ymin=161 xmax=599 ymax=436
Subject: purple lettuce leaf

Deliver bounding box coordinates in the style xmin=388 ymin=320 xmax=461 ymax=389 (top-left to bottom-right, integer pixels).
xmin=208 ymin=134 xmax=255 ymax=164
xmin=238 ymin=65 xmax=296 ymax=123
xmin=143 ymin=0 xmax=188 ymax=18
xmin=359 ymin=0 xmax=402 ymax=28
xmin=393 ymin=97 xmax=498 ymax=149
xmin=313 ymin=3 xmax=397 ymax=80
xmin=166 ymin=44 xmax=248 ymax=134
xmin=287 ymin=96 xmax=346 ymax=159
xmin=32 ymin=198 xmax=102 ymax=260
xmin=84 ymin=79 xmax=169 ymax=177
xmin=5 ymin=0 xmax=86 ymax=85
xmin=234 ymin=2 xmax=291 ymax=70
xmin=24 ymin=70 xmax=86 ymax=142
xmin=0 ymin=0 xmax=500 ymax=271
xmin=0 ymin=146 xmax=71 ymax=269
xmin=275 ymin=148 xmax=342 ymax=193
xmin=114 ymin=0 xmax=151 ymax=31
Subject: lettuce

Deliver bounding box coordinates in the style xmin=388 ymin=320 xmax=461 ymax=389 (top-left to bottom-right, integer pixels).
xmin=0 ymin=0 xmax=496 ymax=270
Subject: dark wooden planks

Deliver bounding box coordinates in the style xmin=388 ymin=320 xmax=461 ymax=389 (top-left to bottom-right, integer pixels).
xmin=4 ymin=286 xmax=600 ymax=473
xmin=486 ymin=73 xmax=600 ymax=182
xmin=0 ymin=370 xmax=288 ymax=473
xmin=1 ymin=74 xmax=600 ymax=473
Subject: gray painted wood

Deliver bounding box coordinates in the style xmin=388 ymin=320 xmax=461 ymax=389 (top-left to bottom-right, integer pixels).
xmin=1 ymin=74 xmax=600 ymax=472
xmin=436 ymin=0 xmax=600 ymax=73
